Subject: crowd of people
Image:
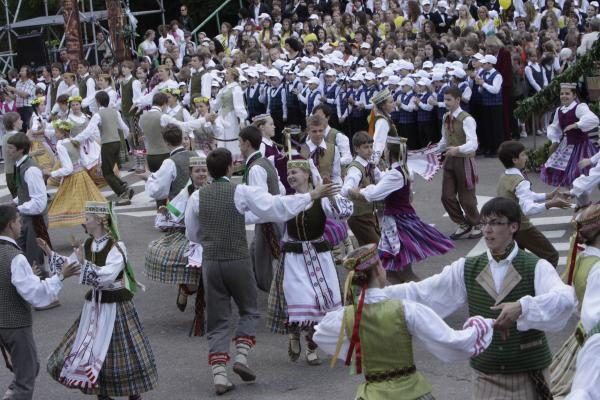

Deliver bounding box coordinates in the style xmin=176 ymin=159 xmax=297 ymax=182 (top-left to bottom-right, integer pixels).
xmin=1 ymin=0 xmax=600 ymax=399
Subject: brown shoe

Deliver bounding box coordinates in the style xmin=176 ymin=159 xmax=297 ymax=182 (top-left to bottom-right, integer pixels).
xmin=233 ymin=362 xmax=256 ymax=382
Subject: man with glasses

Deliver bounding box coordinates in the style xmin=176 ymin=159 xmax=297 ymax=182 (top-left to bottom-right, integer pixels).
xmin=383 ymin=197 xmax=576 ymax=399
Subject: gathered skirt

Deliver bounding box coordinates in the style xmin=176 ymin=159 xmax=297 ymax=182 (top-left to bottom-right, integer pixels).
xmin=541 ymin=139 xmax=598 ymax=187
xmin=379 ymin=213 xmax=454 ymax=271
xmin=29 ymin=139 xmax=55 ymax=172
xmin=48 ymin=170 xmax=107 ymax=228
xmin=47 ymin=300 xmax=158 ymax=397
xmin=550 ymin=332 xmax=579 ymax=398
xmin=144 ymin=229 xmax=201 ymax=285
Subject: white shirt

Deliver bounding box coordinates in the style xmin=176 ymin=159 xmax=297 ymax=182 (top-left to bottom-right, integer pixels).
xmin=479 ymin=68 xmax=503 ymax=95
xmin=1 ymin=235 xmax=62 ymax=308
xmin=50 ymin=139 xmax=78 ymax=178
xmin=314 ymin=288 xmax=495 ymax=363
xmin=145 ymin=147 xmax=185 ymax=200
xmin=570 ymin=150 xmax=600 ymax=203
xmin=384 ymin=244 xmax=576 ymax=333
xmin=371 ymin=116 xmax=390 ymax=165
xmin=360 ymin=162 xmax=407 ymax=202
xmin=245 ymin=150 xmax=286 ymax=194
xmin=546 ymin=101 xmax=600 ymax=143
xmin=306 ymin=139 xmax=342 ymax=184
xmin=80 ymin=73 xmax=98 ymax=109
xmin=135 ymin=79 xmax=179 ymax=108
xmin=14 ymin=155 xmax=47 ymax=215
xmin=504 ymin=168 xmax=547 ymax=216
xmin=184 ymin=179 xmax=315 ymax=243
xmin=436 ymin=107 xmax=478 ymax=155
xmin=341 ymin=155 xmax=382 ymax=197
xmin=325 ymin=125 xmax=352 ymax=166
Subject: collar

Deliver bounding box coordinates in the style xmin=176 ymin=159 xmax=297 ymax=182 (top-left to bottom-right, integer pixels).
xmin=324 ymin=125 xmax=332 ymax=137
xmin=170 ymin=146 xmax=185 ymax=155
xmin=122 ymin=75 xmax=132 ymax=83
xmin=307 ymin=140 xmax=327 ymax=151
xmin=364 ymin=287 xmax=389 ymax=303
xmin=485 ymin=240 xmax=519 ymax=266
xmin=355 ymin=155 xmax=369 ymax=166
xmin=262 ymin=137 xmax=274 ymax=146
xmin=15 ymin=155 xmax=28 ymax=167
xmin=582 ymin=246 xmax=600 ymax=258
xmin=0 ymin=235 xmax=18 ymax=247
xmin=213 ymin=176 xmax=231 ymax=182
xmin=81 ymin=73 xmax=89 ymax=78
xmin=93 ymin=234 xmax=110 ymax=245
xmin=150 ymin=106 xmax=162 ymax=112
xmin=505 ymin=168 xmax=523 ymax=176
xmin=561 ymin=101 xmax=578 ymax=112
xmin=169 ymin=104 xmax=182 ymax=113
xmin=53 ymin=76 xmax=62 ymax=82
xmin=451 ymin=107 xmax=463 ymax=117
xmin=245 ymin=150 xmax=262 ymax=165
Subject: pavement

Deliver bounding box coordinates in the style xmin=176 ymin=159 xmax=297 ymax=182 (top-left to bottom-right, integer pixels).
xmin=0 ymin=136 xmax=582 ymax=399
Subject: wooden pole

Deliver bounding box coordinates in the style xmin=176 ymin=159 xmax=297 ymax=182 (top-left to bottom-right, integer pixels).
xmin=62 ymin=0 xmax=83 ymax=70
xmin=105 ymin=0 xmax=128 ymax=61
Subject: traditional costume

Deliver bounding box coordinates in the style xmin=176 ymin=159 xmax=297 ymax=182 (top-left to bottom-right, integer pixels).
xmin=569 ymin=150 xmax=600 ymax=208
xmin=47 ymin=201 xmax=158 ymax=398
xmin=313 ymin=244 xmax=494 ymax=400
xmin=214 ymin=80 xmax=248 ymax=164
xmin=28 ymin=98 xmax=55 ymax=173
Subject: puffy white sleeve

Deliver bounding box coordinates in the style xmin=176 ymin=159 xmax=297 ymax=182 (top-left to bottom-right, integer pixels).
xmin=233 ymin=85 xmax=248 ymax=122
xmin=235 ymin=185 xmax=313 ymax=224
xmin=79 ymin=242 xmax=127 ymax=289
xmin=546 ymin=108 xmax=562 ymax=143
xmin=575 ymin=103 xmax=600 ymax=132
xmin=313 ymin=307 xmax=348 ymax=360
xmin=247 ymin=164 xmax=269 ymax=192
xmin=371 ymin=118 xmax=389 ymax=165
xmin=517 ymin=259 xmax=576 ymax=332
xmin=50 ymin=141 xmax=74 ymax=178
xmin=360 ymin=168 xmax=405 ymax=202
xmin=341 ymin=165 xmax=362 ymax=197
xmin=565 ymin=334 xmax=600 ymax=400
xmin=336 ymin=131 xmax=352 ymax=166
xmin=514 ymin=179 xmax=547 ymax=216
xmin=11 ymin=254 xmax=62 ymax=308
xmin=580 ymin=263 xmax=600 ymax=333
xmin=321 ymin=194 xmax=353 ymax=220
xmin=145 ymin=159 xmax=177 ymax=200
xmin=185 ymin=190 xmax=202 ymax=243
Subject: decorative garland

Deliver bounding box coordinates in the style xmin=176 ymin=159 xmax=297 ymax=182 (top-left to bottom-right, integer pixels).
xmin=514 ymin=38 xmax=600 ymax=120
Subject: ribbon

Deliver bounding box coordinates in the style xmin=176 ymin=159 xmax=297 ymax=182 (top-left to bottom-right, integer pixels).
xmin=345 ymin=286 xmax=367 ymax=374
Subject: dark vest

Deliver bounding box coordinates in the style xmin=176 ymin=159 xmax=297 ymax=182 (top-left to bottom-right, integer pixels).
xmin=481 ymin=70 xmax=502 ymax=106
xmin=50 ymin=78 xmax=62 ymax=107
xmin=268 ymin=85 xmax=284 ymax=115
xmin=397 ymin=92 xmax=417 ymax=124
xmin=246 ymin=85 xmax=266 ymax=118
xmin=190 ymin=69 xmax=207 ymax=98
xmin=169 ymin=149 xmax=194 ymax=200
xmin=120 ymin=77 xmax=135 ymax=119
xmin=417 ymin=92 xmax=435 ymax=122
xmin=248 ymin=156 xmax=280 ymax=195
xmin=83 ymin=237 xmax=133 ymax=303
xmin=78 ymin=75 xmax=92 ymax=99
xmin=0 ymin=240 xmax=32 ymax=328
xmin=349 ymin=160 xmax=375 ymax=216
xmin=286 ymin=200 xmax=326 ymax=241
xmin=383 ymin=167 xmax=415 ymax=216
xmin=198 ymin=182 xmax=249 ymax=260
xmin=16 ymin=157 xmax=41 ymax=213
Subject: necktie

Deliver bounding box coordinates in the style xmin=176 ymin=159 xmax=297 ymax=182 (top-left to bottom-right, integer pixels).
xmin=446 ymin=113 xmax=454 ymax=133
xmin=366 ymin=163 xmax=375 ymax=182
xmin=311 ymin=147 xmax=324 ymax=168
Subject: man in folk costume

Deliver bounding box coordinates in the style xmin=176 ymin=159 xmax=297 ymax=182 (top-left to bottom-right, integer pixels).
xmin=314 ymin=244 xmax=495 ymax=400
xmin=188 ymin=50 xmax=213 ymax=102
xmin=0 ymin=204 xmax=79 ymax=400
xmin=184 ymin=148 xmax=340 ymax=395
xmin=384 ymin=197 xmax=576 ymax=399
xmin=45 ymin=63 xmax=64 ymax=115
xmin=435 ymin=87 xmax=482 ymax=240
xmin=6 ymin=134 xmax=53 ymax=277
xmin=300 ymin=114 xmax=342 ymax=185
xmin=117 ymin=60 xmax=142 ymax=147
xmin=551 ymin=205 xmax=600 ymax=397
xmin=77 ymin=61 xmax=96 ymax=115
xmin=139 ymin=92 xmax=174 ymax=175
xmin=313 ymin=104 xmax=353 ymax=168
xmin=46 ymin=201 xmax=157 ymax=400
xmin=369 ymin=88 xmax=399 ymax=168
xmin=239 ymin=126 xmax=286 ymax=292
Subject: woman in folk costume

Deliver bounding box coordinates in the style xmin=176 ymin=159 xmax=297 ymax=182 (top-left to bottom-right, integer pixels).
xmin=213 ymin=68 xmax=248 ymax=165
xmin=45 ymin=201 xmax=157 ymax=399
xmin=190 ymin=95 xmax=223 ymax=154
xmin=551 ymin=204 xmax=600 ymax=398
xmin=144 ymin=156 xmax=207 ymax=331
xmin=368 ymin=89 xmax=399 ymax=167
xmin=541 ymin=83 xmax=600 ymax=187
xmin=163 ymin=87 xmax=192 ymax=122
xmin=313 ymin=244 xmax=494 ymax=400
xmin=348 ymin=137 xmax=453 ymax=284
xmin=267 ymin=158 xmax=353 ymax=366
xmin=27 ymin=96 xmax=56 ymax=174
xmin=47 ymin=120 xmax=106 ymax=228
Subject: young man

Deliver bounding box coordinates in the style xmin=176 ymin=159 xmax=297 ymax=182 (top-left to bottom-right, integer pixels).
xmin=300 ymin=114 xmax=342 ymax=185
xmin=184 ymin=148 xmax=338 ymax=395
xmin=496 ymin=140 xmax=571 ymax=267
xmin=77 ymin=61 xmax=97 ymax=114
xmin=6 ymin=133 xmax=51 ymax=270
xmin=342 ymin=131 xmax=381 ymax=246
xmin=386 ymin=197 xmax=576 ymax=398
xmin=139 ymin=92 xmax=171 ymax=174
xmin=239 ymin=126 xmax=285 ymax=292
xmin=0 ymin=204 xmax=79 ymax=400
xmin=436 ymin=87 xmax=481 ymax=240
xmin=312 ymin=104 xmax=352 ymax=168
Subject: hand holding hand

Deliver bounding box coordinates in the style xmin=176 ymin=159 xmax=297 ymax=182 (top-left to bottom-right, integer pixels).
xmin=62 ymin=262 xmax=81 ymax=279
xmin=578 ymin=158 xmax=592 ymax=170
xmin=546 ymin=197 xmax=572 ymax=209
xmin=310 ymin=183 xmax=341 ymax=200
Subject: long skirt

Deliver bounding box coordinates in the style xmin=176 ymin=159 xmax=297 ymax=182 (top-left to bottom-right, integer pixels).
xmin=379 ymin=213 xmax=454 ymax=271
xmin=87 ymin=163 xmax=120 ymax=189
xmin=144 ymin=229 xmax=201 ymax=285
xmin=550 ymin=332 xmax=579 ymax=398
xmin=323 ymin=218 xmax=348 ymax=247
xmin=47 ymin=300 xmax=158 ymax=397
xmin=29 ymin=139 xmax=55 ymax=172
xmin=541 ymin=139 xmax=598 ymax=187
xmin=48 ymin=170 xmax=107 ymax=228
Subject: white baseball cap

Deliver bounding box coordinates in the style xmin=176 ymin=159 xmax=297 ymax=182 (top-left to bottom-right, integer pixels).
xmin=308 ymin=77 xmax=320 ymax=85
xmin=387 ymin=75 xmax=402 ymax=85
xmin=423 ymin=61 xmax=434 ymax=69
xmin=450 ymin=68 xmax=467 ymax=79
xmin=417 ymin=78 xmax=432 ymax=86
xmin=325 ymin=69 xmax=336 ymax=76
xmin=483 ymin=54 xmax=497 ymax=65
xmin=309 ymin=14 xmax=319 ymax=20
xmin=438 ymin=0 xmax=448 ymax=8
xmin=360 ymin=42 xmax=371 ymax=49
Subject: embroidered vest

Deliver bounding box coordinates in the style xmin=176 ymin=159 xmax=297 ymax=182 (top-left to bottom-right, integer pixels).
xmin=83 ymin=237 xmax=132 ymax=303
xmin=286 ymin=200 xmax=326 ymax=241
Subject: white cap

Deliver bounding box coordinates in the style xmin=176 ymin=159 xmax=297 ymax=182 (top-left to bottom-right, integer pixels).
xmin=309 ymin=14 xmax=319 ymax=20
xmin=372 ymin=58 xmax=387 ymax=68
xmin=450 ymin=68 xmax=466 ymax=79
xmin=266 ymin=69 xmax=282 ymax=79
xmin=255 ymin=64 xmax=268 ymax=73
xmin=246 ymin=69 xmax=259 ymax=78
xmin=364 ymin=72 xmax=376 ymax=81
xmin=400 ymin=77 xmax=415 ymax=87
xmin=483 ymin=54 xmax=497 ymax=65
xmin=438 ymin=0 xmax=448 ymax=7
xmin=320 ymin=43 xmax=332 ymax=52
xmin=559 ymin=48 xmax=573 ymax=61
xmin=405 ymin=62 xmax=415 ymax=71
xmin=35 ymin=82 xmax=47 ymax=92
xmin=387 ymin=75 xmax=402 ymax=85
xmin=489 ymin=10 xmax=499 ymax=18
xmin=451 ymin=61 xmax=464 ymax=70
xmin=472 ymin=53 xmax=484 ymax=61
xmin=325 ymin=69 xmax=336 ymax=76
xmin=431 ymin=73 xmax=444 ymax=82
xmin=415 ymin=70 xmax=430 ymax=79
xmin=308 ymin=77 xmax=320 ymax=85
xmin=422 ymin=61 xmax=434 ymax=69
xmin=258 ymin=13 xmax=271 ymax=20
xmin=331 ymin=50 xmax=344 ymax=59
xmin=422 ymin=0 xmax=431 ymax=5
xmin=591 ymin=1 xmax=599 ymax=7
xmin=331 ymin=58 xmax=345 ymax=66
xmin=350 ymin=74 xmax=364 ymax=82
xmin=272 ymin=59 xmax=287 ymax=70
xmin=360 ymin=42 xmax=371 ymax=49
xmin=417 ymin=78 xmax=432 ymax=86
xmin=310 ymin=56 xmax=320 ymax=64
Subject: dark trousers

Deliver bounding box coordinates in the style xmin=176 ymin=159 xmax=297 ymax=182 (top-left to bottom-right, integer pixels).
xmin=146 ymin=153 xmax=169 ymax=173
xmin=417 ymin=120 xmax=437 ymax=148
xmin=515 ymin=226 xmax=559 ymax=267
xmin=16 ymin=106 xmax=33 ymax=132
xmin=348 ymin=213 xmax=381 ymax=246
xmin=5 ymin=173 xmax=17 ymax=198
xmin=398 ymin=122 xmax=419 ymax=150
xmin=0 ymin=326 xmax=39 ymax=400
xmin=478 ymin=105 xmax=503 ymax=154
xmin=18 ymin=214 xmax=49 ymax=268
xmin=441 ymin=156 xmax=480 ymax=227
xmin=101 ymin=141 xmax=127 ymax=196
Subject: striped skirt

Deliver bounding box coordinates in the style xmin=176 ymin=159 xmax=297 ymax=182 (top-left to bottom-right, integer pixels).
xmin=473 ymin=369 xmax=550 ymax=399
xmin=541 ymin=139 xmax=598 ymax=187
xmin=144 ymin=229 xmax=201 ymax=285
xmin=47 ymin=300 xmax=158 ymax=397
xmin=379 ymin=213 xmax=454 ymax=271
xmin=550 ymin=332 xmax=579 ymax=398
xmin=323 ymin=218 xmax=348 ymax=247
xmin=266 ymin=255 xmax=288 ymax=335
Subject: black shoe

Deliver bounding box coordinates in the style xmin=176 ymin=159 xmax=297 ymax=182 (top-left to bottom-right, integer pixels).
xmin=233 ymin=362 xmax=256 ymax=382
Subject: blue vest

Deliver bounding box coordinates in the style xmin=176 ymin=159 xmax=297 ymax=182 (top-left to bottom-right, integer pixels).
xmin=390 ymin=89 xmax=403 ymax=123
xmin=436 ymin=85 xmax=449 ymax=121
xmin=397 ymin=92 xmax=417 ymax=124
xmin=246 ymin=85 xmax=266 ymax=118
xmin=470 ymin=74 xmax=482 ymax=105
xmin=350 ymin=87 xmax=367 ymax=118
xmin=306 ymin=90 xmax=320 ymax=116
xmin=324 ymin=83 xmax=339 ymax=103
xmin=268 ymin=85 xmax=284 ymax=115
xmin=481 ymin=70 xmax=502 ymax=106
xmin=458 ymin=81 xmax=471 ymax=111
xmin=365 ymin=85 xmax=378 ymax=104
xmin=417 ymin=93 xmax=435 ymax=122
xmin=286 ymin=80 xmax=300 ymax=108
xmin=339 ymin=89 xmax=352 ymax=116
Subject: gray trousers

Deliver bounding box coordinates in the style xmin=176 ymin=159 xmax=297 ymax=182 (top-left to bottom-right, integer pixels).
xmin=18 ymin=215 xmax=46 ymax=269
xmin=203 ymin=258 xmax=259 ymax=357
xmin=0 ymin=327 xmax=39 ymax=400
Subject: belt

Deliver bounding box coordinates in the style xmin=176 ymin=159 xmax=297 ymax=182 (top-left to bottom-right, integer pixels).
xmin=364 ymin=365 xmax=417 ymax=383
xmin=282 ymin=240 xmax=331 ymax=254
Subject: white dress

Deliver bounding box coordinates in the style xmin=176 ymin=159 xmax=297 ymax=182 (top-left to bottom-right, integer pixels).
xmin=213 ymin=82 xmax=248 ymax=163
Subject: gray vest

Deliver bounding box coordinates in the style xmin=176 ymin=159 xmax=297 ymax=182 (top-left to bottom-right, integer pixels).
xmin=120 ymin=78 xmax=135 ymax=118
xmin=0 ymin=240 xmax=32 ymax=328
xmin=169 ymin=149 xmax=193 ymax=199
xmin=16 ymin=157 xmax=38 ymax=208
xmin=198 ymin=182 xmax=249 ymax=260
xmin=139 ymin=110 xmax=169 ymax=155
xmin=98 ymin=108 xmax=121 ymax=144
xmin=249 ymin=157 xmax=280 ymax=195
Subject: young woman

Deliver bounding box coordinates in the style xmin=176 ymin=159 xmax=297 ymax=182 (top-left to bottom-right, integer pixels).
xmin=45 ymin=201 xmax=157 ymax=399
xmin=190 ymin=96 xmax=223 ymax=154
xmin=47 ymin=120 xmax=106 ymax=228
xmin=139 ymin=29 xmax=158 ymax=60
xmin=27 ymin=96 xmax=56 ymax=174
xmin=541 ymin=83 xmax=600 ymax=187
xmin=348 ymin=137 xmax=454 ymax=284
xmin=456 ymin=5 xmax=476 ymax=33
xmin=267 ymin=159 xmax=353 ymax=365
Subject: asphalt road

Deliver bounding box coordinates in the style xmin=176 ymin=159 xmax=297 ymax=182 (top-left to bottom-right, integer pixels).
xmin=0 ymin=136 xmax=580 ymax=399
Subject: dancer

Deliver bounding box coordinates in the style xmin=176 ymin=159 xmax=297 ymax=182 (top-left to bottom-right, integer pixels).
xmin=184 ymin=148 xmax=339 ymax=395
xmin=313 ymin=244 xmax=495 ymax=400
xmin=190 ymin=96 xmax=222 ymax=154
xmin=27 ymin=96 xmax=55 ymax=174
xmin=47 ymin=120 xmax=106 ymax=228
xmin=569 ymin=151 xmax=600 ymax=208
xmin=2 ymin=112 xmax=22 ymax=197
xmin=369 ymin=89 xmax=399 ymax=167
xmin=0 ymin=204 xmax=79 ymax=400
xmin=348 ymin=136 xmax=454 ymax=283
xmin=436 ymin=87 xmax=481 ymax=240
xmin=267 ymin=158 xmax=353 ymax=366
xmin=46 ymin=201 xmax=158 ymax=399
xmin=541 ymin=82 xmax=599 ymax=188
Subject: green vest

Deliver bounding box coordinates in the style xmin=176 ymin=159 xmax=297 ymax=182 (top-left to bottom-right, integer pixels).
xmin=349 ymin=160 xmax=375 ymax=216
xmin=444 ymin=111 xmax=474 ymax=157
xmin=168 ymin=149 xmax=194 ymax=200
xmin=496 ymin=173 xmax=533 ymax=231
xmin=120 ymin=77 xmax=135 ymax=119
xmin=98 ymin=108 xmax=121 ymax=144
xmin=300 ymin=142 xmax=336 ymax=181
xmin=464 ymin=249 xmax=552 ymax=374
xmin=343 ymin=299 xmax=432 ymax=400
xmin=190 ymin=69 xmax=207 ymax=98
xmin=220 ymin=86 xmax=234 ymax=114
xmin=139 ymin=110 xmax=169 ymax=155
xmin=50 ymin=78 xmax=62 ymax=107
xmin=249 ymin=157 xmax=280 ymax=195
xmin=573 ymin=254 xmax=600 ymax=306
xmin=78 ymin=75 xmax=92 ymax=99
